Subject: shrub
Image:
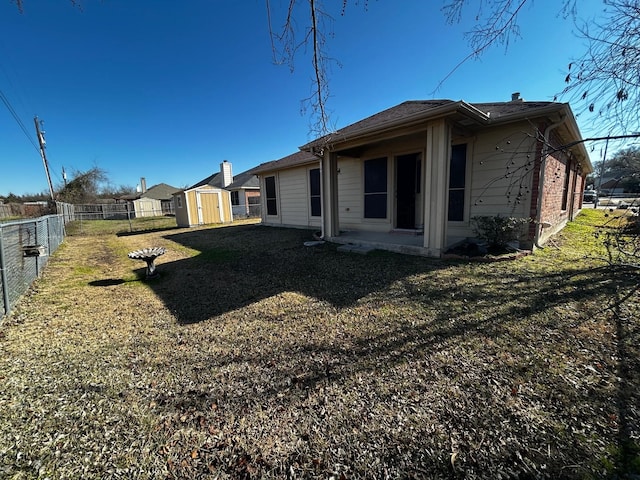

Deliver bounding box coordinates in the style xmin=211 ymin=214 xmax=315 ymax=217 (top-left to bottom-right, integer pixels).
xmin=471 ymin=215 xmax=531 ymax=251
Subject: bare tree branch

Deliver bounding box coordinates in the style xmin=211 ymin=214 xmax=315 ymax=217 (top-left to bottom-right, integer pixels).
xmin=559 ymin=0 xmax=640 ymax=133
xmin=436 ymin=0 xmax=530 ymax=94
xmin=441 ymin=0 xmax=640 ymax=134
xmin=266 ymin=0 xmax=336 ymax=136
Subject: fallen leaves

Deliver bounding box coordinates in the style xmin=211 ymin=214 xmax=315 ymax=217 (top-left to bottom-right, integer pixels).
xmin=0 ymin=214 xmax=638 ymax=478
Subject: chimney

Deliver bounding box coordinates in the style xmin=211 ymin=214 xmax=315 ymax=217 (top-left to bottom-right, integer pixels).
xmin=511 ymin=92 xmax=523 ymax=102
xmin=140 ymin=177 xmax=147 ymax=193
xmin=220 ymin=160 xmax=233 ymax=188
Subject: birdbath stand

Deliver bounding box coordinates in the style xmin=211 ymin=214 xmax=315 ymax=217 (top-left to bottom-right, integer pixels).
xmin=128 ymin=247 xmax=166 ymax=279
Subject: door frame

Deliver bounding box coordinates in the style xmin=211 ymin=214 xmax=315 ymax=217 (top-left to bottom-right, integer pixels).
xmin=394 ymin=152 xmax=422 ymax=230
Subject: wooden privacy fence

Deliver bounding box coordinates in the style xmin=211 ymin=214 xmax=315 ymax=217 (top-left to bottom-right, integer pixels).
xmin=0 ymin=202 xmax=75 ymax=221
xmin=0 ymin=214 xmax=66 ymax=317
xmin=0 ymin=204 xmax=11 ymax=218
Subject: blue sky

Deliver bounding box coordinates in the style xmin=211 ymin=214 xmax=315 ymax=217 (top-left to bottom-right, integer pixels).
xmin=1 ymin=0 xmax=606 ymax=197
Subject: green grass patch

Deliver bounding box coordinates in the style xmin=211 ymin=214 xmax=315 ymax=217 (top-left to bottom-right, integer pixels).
xmin=66 ymin=216 xmax=178 ymax=236
xmin=1 ymin=210 xmax=638 ymax=479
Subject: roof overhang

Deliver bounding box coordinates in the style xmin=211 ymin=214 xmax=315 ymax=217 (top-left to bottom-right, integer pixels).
xmin=300 ymin=100 xmax=592 ymax=174
xmin=251 ymin=154 xmax=319 ymax=175
xmin=550 ymin=104 xmax=593 ymax=174
xmin=300 ymin=101 xmax=491 ymax=155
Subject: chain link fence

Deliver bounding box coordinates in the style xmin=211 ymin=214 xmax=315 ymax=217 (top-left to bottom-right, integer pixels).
xmin=0 ymin=214 xmax=66 ymax=318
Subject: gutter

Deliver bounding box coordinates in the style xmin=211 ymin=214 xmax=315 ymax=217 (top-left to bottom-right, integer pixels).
xmin=534 ymin=115 xmax=565 ymax=249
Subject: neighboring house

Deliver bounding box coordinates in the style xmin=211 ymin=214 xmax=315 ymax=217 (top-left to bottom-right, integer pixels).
xmin=224 ymin=165 xmax=261 ymax=218
xmin=253 ymin=95 xmax=593 ymax=257
xmin=137 ymin=182 xmax=181 ymax=215
xmin=228 ymin=174 xmax=261 ymax=217
xmin=132 ymin=197 xmax=161 ymax=218
xmin=118 ymin=179 xmax=180 ymax=217
xmin=598 ymin=178 xmax=626 ymax=195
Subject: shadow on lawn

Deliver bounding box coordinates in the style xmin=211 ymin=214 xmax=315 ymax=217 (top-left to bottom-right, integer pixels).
xmin=140 ymin=223 xmax=639 ymax=476
xmin=148 ymin=224 xmax=438 ymax=324
xmin=116 ymin=225 xmax=181 ymax=237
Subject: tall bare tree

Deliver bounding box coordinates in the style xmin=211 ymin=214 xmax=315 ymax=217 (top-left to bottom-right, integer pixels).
xmin=56 ymin=167 xmax=108 ymax=204
xmin=266 ymin=0 xmax=338 ymax=137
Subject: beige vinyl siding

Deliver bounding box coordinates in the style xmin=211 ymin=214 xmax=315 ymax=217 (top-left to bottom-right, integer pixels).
xmin=279 ymin=167 xmax=310 ymax=226
xmin=448 ymin=124 xmax=537 ymax=238
xmin=337 ymin=157 xmax=362 ymax=228
xmin=469 ymin=124 xmax=536 ymax=218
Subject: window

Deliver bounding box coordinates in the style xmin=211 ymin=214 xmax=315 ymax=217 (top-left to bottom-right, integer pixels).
xmin=265 ymin=176 xmax=278 ymax=216
xmin=364 ymin=157 xmax=388 ymax=218
xmin=561 ymin=160 xmax=571 ymax=210
xmin=448 ymin=144 xmax=467 ymax=221
xmin=230 ymin=191 xmax=240 ymax=206
xmin=175 ymin=196 xmax=183 ymax=209
xmin=309 ymin=168 xmax=321 ymax=217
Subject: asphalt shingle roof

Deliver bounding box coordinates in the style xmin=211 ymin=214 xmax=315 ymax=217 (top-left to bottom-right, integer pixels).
xmin=253 ymin=99 xmax=577 ymax=174
xmin=140 ymin=183 xmax=180 ymax=200
xmin=300 ymin=99 xmax=563 ymax=150
xmin=252 ymin=151 xmax=319 ymax=175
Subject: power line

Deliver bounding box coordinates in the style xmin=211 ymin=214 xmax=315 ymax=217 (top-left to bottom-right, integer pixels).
xmin=0 ymin=87 xmax=40 ymax=153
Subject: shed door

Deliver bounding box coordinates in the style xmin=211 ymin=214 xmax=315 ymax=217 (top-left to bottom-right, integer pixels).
xmin=197 ymin=191 xmax=221 ymax=224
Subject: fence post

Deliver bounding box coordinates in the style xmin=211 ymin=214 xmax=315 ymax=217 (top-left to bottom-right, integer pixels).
xmin=34 ymin=219 xmax=41 ymax=275
xmin=0 ymin=226 xmax=10 ymax=316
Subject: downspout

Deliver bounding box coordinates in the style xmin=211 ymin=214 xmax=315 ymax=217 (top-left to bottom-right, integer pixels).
xmin=310 ymin=146 xmax=325 ymax=240
xmin=319 ymin=154 xmax=324 ymax=240
xmin=534 ymin=115 xmax=565 ymax=249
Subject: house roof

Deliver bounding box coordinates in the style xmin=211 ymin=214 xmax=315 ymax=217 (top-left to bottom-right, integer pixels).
xmin=187 ymin=172 xmax=224 ymax=190
xmin=140 ymin=183 xmax=180 ymax=201
xmin=600 ymin=178 xmax=623 ymax=189
xmin=255 ymin=99 xmax=592 ymax=176
xmin=183 ymin=168 xmax=259 ymax=191
xmin=302 ymin=100 xmax=570 ymax=150
xmin=297 ymin=98 xmax=591 ymax=172
xmin=252 ymin=151 xmax=319 ymax=175
xmin=226 ymin=168 xmax=260 ymax=190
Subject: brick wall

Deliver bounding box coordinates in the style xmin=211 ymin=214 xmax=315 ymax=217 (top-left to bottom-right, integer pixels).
xmin=526 ymin=127 xmax=586 ymax=247
xmin=537 ymin=130 xmax=583 ymax=244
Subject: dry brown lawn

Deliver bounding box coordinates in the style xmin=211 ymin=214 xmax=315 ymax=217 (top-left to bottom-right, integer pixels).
xmin=0 ymin=211 xmax=638 ymax=479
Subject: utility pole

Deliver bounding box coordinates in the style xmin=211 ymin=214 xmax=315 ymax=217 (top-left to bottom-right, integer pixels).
xmin=34 ymin=116 xmax=55 ymax=200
